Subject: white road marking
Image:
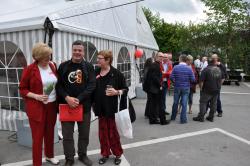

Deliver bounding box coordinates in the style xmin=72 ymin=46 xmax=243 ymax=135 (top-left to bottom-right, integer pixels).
xmin=221 ymin=91 xmax=250 ymax=95
xmin=122 ymin=128 xmax=218 ymax=149
xmin=120 ymin=155 xmax=130 ymax=166
xmin=215 ymin=128 xmax=250 ymax=145
xmin=242 ymin=82 xmax=250 ymax=88
xmin=3 ymin=128 xmax=250 ymax=166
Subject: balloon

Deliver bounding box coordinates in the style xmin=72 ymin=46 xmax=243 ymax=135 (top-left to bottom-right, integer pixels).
xmin=134 ymin=49 xmax=143 ymax=58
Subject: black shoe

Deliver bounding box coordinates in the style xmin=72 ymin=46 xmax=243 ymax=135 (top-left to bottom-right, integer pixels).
xmin=206 ymin=117 xmax=214 ymax=122
xmin=114 ymin=157 xmax=121 ymax=165
xmin=149 ymin=120 xmax=160 ymax=124
xmin=165 ymin=112 xmax=170 ymax=115
xmin=160 ymin=120 xmax=170 ymax=125
xmin=98 ymin=156 xmax=109 ymax=165
xmin=64 ymin=160 xmax=74 ymax=166
xmin=217 ymin=113 xmax=222 ymax=117
xmin=79 ymin=156 xmax=93 ymax=166
xmin=193 ymin=116 xmax=204 ymax=122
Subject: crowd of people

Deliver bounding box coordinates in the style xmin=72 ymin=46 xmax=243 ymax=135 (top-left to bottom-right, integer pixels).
xmin=18 ymin=40 xmax=227 ymax=166
xmin=143 ymin=51 xmax=227 ymax=125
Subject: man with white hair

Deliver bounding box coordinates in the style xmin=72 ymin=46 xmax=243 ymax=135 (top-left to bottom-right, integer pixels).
xmin=194 ymin=55 xmax=201 ymax=69
xmin=200 ymin=56 xmax=208 ymax=71
xmin=146 ymin=52 xmax=170 ymax=125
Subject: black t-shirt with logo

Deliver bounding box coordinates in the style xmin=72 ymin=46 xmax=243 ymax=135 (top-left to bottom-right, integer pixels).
xmin=64 ymin=63 xmax=85 ymax=98
xmin=56 ymin=60 xmax=96 ymax=106
xmin=200 ymin=65 xmax=222 ymax=94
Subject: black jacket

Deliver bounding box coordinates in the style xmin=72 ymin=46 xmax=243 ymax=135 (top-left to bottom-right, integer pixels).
xmin=56 ymin=60 xmax=96 ymax=113
xmin=144 ymin=61 xmax=162 ymax=94
xmin=93 ymin=66 xmax=128 ymax=117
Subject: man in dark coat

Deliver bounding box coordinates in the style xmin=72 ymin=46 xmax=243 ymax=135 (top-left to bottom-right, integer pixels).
xmin=145 ymin=52 xmax=170 ymax=125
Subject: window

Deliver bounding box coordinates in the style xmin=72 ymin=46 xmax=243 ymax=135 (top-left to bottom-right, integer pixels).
xmin=139 ymin=50 xmax=146 ymax=83
xmin=83 ymin=41 xmax=98 ymax=68
xmin=0 ymin=41 xmax=27 ymax=111
xmin=117 ymin=47 xmax=131 ymax=86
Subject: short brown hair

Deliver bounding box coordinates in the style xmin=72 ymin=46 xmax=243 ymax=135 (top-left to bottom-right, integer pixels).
xmin=72 ymin=40 xmax=85 ymax=48
xmin=98 ymin=50 xmax=113 ymax=65
xmin=32 ymin=42 xmax=52 ymax=62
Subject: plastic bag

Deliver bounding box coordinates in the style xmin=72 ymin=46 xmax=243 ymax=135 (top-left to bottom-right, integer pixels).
xmin=115 ymin=95 xmax=133 ymax=139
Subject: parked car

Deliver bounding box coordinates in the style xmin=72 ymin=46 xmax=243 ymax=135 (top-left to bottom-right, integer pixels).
xmin=223 ymin=68 xmax=242 ymax=86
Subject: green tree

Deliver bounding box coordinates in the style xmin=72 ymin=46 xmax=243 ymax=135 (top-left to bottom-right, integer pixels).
xmin=201 ymin=0 xmax=249 ymax=67
xmin=142 ymin=7 xmax=163 ymax=31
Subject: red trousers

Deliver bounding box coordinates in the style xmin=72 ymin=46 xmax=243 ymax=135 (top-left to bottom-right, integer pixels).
xmin=98 ymin=117 xmax=123 ymax=157
xmin=29 ymin=102 xmax=57 ymax=166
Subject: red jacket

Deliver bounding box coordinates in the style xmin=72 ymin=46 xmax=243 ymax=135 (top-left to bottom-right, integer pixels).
xmin=161 ymin=62 xmax=173 ymax=89
xmin=19 ymin=62 xmax=57 ymax=121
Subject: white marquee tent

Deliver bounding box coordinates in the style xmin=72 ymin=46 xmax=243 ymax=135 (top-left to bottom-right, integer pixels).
xmin=0 ymin=0 xmax=158 ymax=131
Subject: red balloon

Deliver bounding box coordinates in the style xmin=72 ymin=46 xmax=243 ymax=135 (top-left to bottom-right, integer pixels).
xmin=134 ymin=49 xmax=143 ymax=58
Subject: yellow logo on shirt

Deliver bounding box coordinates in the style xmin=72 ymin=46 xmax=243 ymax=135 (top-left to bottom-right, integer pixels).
xmin=68 ymin=69 xmax=83 ymax=84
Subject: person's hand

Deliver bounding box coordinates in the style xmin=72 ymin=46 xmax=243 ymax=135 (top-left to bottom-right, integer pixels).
xmin=65 ymin=96 xmax=79 ymax=108
xmin=106 ymin=88 xmax=119 ymax=96
xmin=35 ymin=94 xmax=49 ymax=104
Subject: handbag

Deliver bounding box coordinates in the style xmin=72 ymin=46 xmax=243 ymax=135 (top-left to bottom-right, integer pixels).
xmin=59 ymin=104 xmax=83 ymax=122
xmin=128 ymin=98 xmax=136 ymax=123
xmin=115 ymin=95 xmax=133 ymax=139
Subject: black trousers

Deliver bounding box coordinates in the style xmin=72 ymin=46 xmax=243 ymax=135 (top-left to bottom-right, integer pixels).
xmin=144 ymin=94 xmax=150 ymax=117
xmin=148 ymin=91 xmax=166 ymax=122
xmin=199 ymin=92 xmax=218 ymax=119
xmin=61 ymin=111 xmax=91 ymax=160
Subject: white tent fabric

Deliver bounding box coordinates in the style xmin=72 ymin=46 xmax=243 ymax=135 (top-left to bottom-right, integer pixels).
xmin=0 ymin=0 xmax=158 ymax=50
xmin=0 ymin=0 xmax=159 ymax=131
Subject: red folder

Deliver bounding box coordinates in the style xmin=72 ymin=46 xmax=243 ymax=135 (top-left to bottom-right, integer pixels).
xmin=59 ymin=104 xmax=83 ymax=122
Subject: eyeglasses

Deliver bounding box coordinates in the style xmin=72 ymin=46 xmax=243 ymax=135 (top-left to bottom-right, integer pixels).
xmin=97 ymin=57 xmax=105 ymax=60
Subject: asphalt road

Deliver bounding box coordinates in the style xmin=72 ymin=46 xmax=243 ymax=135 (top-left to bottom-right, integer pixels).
xmin=1 ymin=83 xmax=250 ymax=166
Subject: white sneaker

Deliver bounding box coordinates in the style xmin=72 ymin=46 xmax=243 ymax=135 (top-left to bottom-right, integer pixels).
xmin=46 ymin=157 xmax=60 ymax=165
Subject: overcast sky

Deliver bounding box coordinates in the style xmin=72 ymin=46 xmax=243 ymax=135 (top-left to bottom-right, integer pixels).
xmin=141 ymin=0 xmax=250 ymax=25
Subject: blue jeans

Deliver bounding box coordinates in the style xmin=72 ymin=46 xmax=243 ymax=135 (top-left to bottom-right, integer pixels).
xmin=171 ymin=88 xmax=190 ymax=123
xmin=217 ymin=92 xmax=222 ymax=114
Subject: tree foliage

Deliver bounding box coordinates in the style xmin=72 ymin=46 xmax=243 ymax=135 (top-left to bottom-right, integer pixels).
xmin=142 ymin=1 xmax=250 ymax=72
xmin=201 ymin=0 xmax=249 ymax=67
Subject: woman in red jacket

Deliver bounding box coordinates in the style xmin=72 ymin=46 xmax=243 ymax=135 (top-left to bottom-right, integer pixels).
xmin=19 ymin=43 xmax=59 ymax=166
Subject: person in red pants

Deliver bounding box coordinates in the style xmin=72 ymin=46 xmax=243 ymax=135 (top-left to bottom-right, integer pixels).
xmin=19 ymin=42 xmax=59 ymax=166
xmin=93 ymin=50 xmax=128 ymax=165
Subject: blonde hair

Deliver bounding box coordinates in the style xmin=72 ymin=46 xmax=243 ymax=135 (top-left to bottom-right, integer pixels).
xmin=32 ymin=42 xmax=52 ymax=62
xmin=98 ymin=50 xmax=113 ymax=65
xmin=187 ymin=55 xmax=193 ymax=62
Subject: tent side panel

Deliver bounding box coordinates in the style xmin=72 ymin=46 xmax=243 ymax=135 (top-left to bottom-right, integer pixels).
xmin=53 ymin=31 xmax=137 ymax=98
xmin=0 ymin=29 xmax=44 ymax=131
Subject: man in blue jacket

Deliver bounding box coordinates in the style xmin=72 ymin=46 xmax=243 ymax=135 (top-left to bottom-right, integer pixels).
xmin=170 ymin=54 xmax=195 ymax=124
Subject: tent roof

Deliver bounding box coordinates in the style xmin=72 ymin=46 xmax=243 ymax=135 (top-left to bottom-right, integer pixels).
xmin=0 ymin=0 xmax=158 ymax=50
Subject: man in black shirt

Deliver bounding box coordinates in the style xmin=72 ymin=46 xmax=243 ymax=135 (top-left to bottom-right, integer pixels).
xmin=56 ymin=40 xmax=96 ymax=166
xmin=193 ymin=57 xmax=222 ymax=122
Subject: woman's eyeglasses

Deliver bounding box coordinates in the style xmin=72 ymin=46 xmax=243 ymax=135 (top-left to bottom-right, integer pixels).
xmin=97 ymin=57 xmax=105 ymax=60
